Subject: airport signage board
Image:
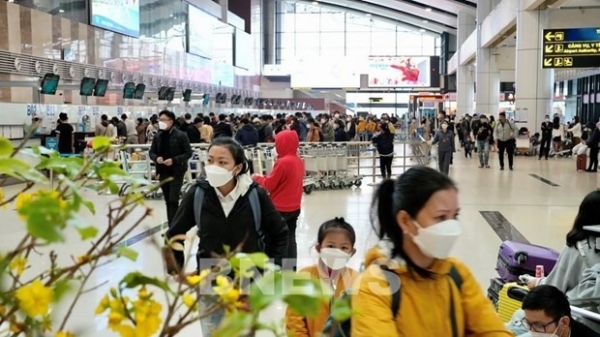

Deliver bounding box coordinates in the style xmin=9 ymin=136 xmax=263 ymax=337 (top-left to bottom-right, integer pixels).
xmin=542 ymin=28 xmax=600 ymax=68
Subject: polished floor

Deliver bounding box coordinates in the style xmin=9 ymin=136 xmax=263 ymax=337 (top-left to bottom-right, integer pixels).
xmin=0 ymin=149 xmax=596 ymax=336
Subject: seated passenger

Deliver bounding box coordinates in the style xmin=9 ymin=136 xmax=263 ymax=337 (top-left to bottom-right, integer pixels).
xmin=350 ymin=166 xmax=511 ymax=336
xmin=526 ymin=190 xmax=600 ymax=294
xmin=521 ymin=285 xmax=600 ymax=337
xmin=285 ymin=218 xmax=359 ymax=337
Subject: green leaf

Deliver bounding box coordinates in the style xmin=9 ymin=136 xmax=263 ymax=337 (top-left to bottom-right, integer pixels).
xmin=82 ymin=200 xmax=96 ymax=215
xmin=119 ymin=271 xmax=170 ymax=292
xmin=283 ymin=276 xmax=329 ymax=318
xmin=212 ymin=311 xmax=254 ymax=337
xmin=53 ymin=279 xmax=73 ymax=302
xmin=117 ymin=246 xmax=139 ymax=261
xmin=329 ymin=295 xmax=353 ymax=322
xmin=91 ymin=136 xmax=112 ymax=152
xmin=26 ymin=212 xmax=64 ymax=242
xmin=0 ymin=138 xmax=14 ymax=157
xmin=76 ymin=226 xmax=98 ymax=240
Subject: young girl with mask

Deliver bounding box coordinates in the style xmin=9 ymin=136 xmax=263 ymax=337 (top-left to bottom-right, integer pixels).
xmin=285 ymin=218 xmax=359 ymax=337
xmin=351 ymin=166 xmax=511 ymax=337
xmin=164 ymin=137 xmax=288 ymax=336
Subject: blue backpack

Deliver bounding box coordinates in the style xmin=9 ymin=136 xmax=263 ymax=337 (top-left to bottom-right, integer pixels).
xmin=193 ymin=185 xmax=265 ymax=251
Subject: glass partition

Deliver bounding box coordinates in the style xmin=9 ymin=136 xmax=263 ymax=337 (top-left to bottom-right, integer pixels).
xmin=275 ymin=2 xmax=439 ymax=64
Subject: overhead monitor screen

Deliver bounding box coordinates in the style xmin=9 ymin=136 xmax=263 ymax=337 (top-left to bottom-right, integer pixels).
xmin=80 ymin=77 xmax=96 ymax=96
xmin=187 ymin=6 xmax=214 ymax=59
xmin=94 ymin=79 xmax=109 ymax=97
xmin=90 ymin=0 xmax=140 ymax=37
xmin=367 ymin=56 xmax=431 ymax=87
xmin=40 ymin=74 xmax=60 ymax=95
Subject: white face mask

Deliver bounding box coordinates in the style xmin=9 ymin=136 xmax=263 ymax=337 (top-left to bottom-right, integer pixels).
xmin=158 ymin=121 xmax=169 ymax=130
xmin=319 ymin=248 xmax=351 ymax=270
xmin=411 ymin=220 xmax=462 ymax=259
xmin=321 ymin=119 xmax=326 ymax=124
xmin=204 ymin=165 xmax=234 ymax=188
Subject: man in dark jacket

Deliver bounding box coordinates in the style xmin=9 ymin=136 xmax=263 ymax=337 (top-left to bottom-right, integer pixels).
xmin=539 ymin=114 xmax=552 ymax=160
xmin=213 ymin=114 xmax=233 ymax=139
xmin=149 ymin=110 xmax=193 ymax=223
xmin=187 ymin=117 xmax=202 ymax=144
xmin=235 ymin=118 xmax=259 ymax=146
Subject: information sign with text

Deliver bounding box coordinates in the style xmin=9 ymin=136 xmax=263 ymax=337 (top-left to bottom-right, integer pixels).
xmin=542 ymin=28 xmax=600 ymax=68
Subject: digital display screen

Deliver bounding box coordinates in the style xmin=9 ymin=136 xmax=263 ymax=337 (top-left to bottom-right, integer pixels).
xmin=133 ymin=83 xmax=146 ymax=99
xmin=90 ymin=0 xmax=140 ymax=37
xmin=123 ymin=82 xmax=136 ymax=99
xmin=187 ymin=6 xmax=214 ymax=59
xmin=367 ymin=56 xmax=432 ymax=87
xmin=80 ymin=77 xmax=96 ymax=96
xmin=94 ymin=79 xmax=109 ymax=97
xmin=40 ymin=74 xmax=60 ymax=95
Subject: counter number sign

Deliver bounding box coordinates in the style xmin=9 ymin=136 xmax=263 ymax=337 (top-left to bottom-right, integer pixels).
xmin=542 ymin=28 xmax=600 ymax=69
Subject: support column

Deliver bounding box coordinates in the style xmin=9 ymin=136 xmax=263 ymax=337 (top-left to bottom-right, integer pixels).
xmin=262 ymin=0 xmax=276 ymax=65
xmin=515 ymin=5 xmax=553 ymax=133
xmin=457 ymin=11 xmax=475 ymax=117
xmin=476 ymin=0 xmax=500 ymax=117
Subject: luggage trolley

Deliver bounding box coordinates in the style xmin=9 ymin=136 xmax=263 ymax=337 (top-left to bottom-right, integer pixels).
xmin=116 ymin=149 xmax=161 ymax=199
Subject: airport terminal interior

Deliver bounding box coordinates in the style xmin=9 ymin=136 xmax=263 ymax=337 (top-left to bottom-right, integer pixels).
xmin=0 ymin=0 xmax=600 ymax=335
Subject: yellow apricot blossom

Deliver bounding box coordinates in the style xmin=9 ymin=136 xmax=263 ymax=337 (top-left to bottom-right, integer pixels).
xmin=186 ymin=269 xmax=210 ymax=286
xmin=55 ymin=331 xmax=75 ymax=337
xmin=182 ymin=294 xmax=198 ymax=311
xmin=94 ymin=295 xmax=111 ymax=315
xmin=0 ymin=187 xmax=7 ymax=209
xmin=9 ymin=255 xmax=27 ymax=276
xmin=14 ymin=193 xmax=34 ymax=218
xmin=108 ymin=311 xmax=125 ymax=331
xmin=0 ymin=305 xmax=6 ymax=315
xmin=15 ymin=279 xmax=53 ymax=317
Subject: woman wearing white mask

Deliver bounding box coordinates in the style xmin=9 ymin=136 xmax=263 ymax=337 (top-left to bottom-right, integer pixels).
xmin=430 ymin=121 xmax=455 ymax=175
xmin=164 ymin=137 xmax=288 ymax=336
xmin=286 ymin=217 xmax=358 ymax=337
xmin=351 ymin=167 xmax=511 ymax=337
xmin=149 ymin=110 xmax=192 ymax=224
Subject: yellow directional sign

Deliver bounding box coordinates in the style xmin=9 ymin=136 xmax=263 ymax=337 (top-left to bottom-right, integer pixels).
xmin=554 ymin=58 xmax=564 ymax=66
xmin=545 ymin=45 xmax=554 ymax=53
xmin=545 ymin=32 xmax=555 ymax=41
xmin=555 ymin=44 xmax=564 ymax=53
xmin=555 ymin=32 xmax=564 ymax=41
xmin=564 ymin=57 xmax=573 ymax=66
xmin=543 ymin=58 xmax=553 ymax=67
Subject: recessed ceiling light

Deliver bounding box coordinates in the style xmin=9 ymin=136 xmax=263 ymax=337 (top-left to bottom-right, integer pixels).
xmin=312 ymin=1 xmax=319 ymax=4
xmin=59 ymin=9 xmax=65 ymax=13
xmin=366 ymin=13 xmax=372 ymax=17
xmin=419 ymin=29 xmax=426 ymax=32
xmin=422 ymin=20 xmax=428 ymax=23
xmin=425 ymin=7 xmax=432 ymax=12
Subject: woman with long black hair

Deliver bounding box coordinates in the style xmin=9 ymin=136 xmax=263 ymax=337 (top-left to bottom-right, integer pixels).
xmin=372 ymin=122 xmax=395 ymax=179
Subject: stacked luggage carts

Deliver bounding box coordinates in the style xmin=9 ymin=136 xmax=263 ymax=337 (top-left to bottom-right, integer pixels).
xmin=299 ymin=143 xmax=363 ymax=193
xmin=115 ymin=149 xmax=163 ymax=199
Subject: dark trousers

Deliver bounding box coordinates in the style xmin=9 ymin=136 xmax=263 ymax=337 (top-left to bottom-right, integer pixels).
xmin=589 ymin=147 xmax=599 ymax=171
xmin=379 ymin=155 xmax=393 ymax=179
xmin=497 ymin=140 xmax=515 ymax=169
xmin=438 ymin=151 xmax=452 ymax=175
xmin=539 ymin=137 xmax=551 ymax=159
xmin=161 ymin=174 xmax=184 ymax=224
xmin=280 ymin=209 xmax=300 ymax=271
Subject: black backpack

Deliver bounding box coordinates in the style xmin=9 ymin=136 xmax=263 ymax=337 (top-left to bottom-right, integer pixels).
xmin=322 ymin=264 xmax=463 ymax=337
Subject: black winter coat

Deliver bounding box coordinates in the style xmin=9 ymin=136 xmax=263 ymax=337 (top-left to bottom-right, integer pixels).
xmin=149 ymin=128 xmax=193 ymax=177
xmin=166 ymin=180 xmax=288 ymax=270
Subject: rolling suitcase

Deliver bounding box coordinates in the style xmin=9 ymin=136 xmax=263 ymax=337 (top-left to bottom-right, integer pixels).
xmin=577 ymin=154 xmax=587 ymax=171
xmin=496 ymin=241 xmax=559 ymax=282
xmin=496 ymin=282 xmax=528 ymax=322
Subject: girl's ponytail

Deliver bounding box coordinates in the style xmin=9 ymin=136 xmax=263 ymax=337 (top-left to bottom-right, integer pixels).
xmin=372 ymin=179 xmax=402 ymax=257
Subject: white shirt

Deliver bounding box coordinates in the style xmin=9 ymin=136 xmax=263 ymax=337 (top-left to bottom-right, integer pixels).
xmin=213 ymin=174 xmax=253 ymax=217
xmin=568 ymin=123 xmax=582 ymax=138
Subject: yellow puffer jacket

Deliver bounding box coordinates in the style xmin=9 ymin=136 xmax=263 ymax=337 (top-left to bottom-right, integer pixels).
xmin=285 ymin=264 xmax=359 ymax=337
xmin=351 ymin=248 xmax=512 ymax=337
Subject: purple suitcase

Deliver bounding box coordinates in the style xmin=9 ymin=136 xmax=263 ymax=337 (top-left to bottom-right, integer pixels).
xmin=496 ymin=241 xmax=559 ymax=282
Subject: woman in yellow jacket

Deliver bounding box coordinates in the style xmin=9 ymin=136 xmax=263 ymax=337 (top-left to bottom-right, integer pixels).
xmin=286 ymin=218 xmax=359 ymax=336
xmin=351 ymin=166 xmax=512 ymax=337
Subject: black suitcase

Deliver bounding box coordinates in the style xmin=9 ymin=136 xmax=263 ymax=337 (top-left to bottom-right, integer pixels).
xmin=487 ymin=277 xmax=505 ymax=309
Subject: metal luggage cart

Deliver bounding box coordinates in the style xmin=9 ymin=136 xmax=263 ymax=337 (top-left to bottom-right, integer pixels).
xmin=116 ymin=149 xmax=162 ymax=199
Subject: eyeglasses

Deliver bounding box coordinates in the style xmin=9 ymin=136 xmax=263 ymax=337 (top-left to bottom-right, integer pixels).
xmin=520 ymin=317 xmax=558 ymax=333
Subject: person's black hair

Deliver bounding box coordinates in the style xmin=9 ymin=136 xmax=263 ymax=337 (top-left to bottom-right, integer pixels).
xmin=241 ymin=118 xmax=250 ymax=125
xmin=522 ymin=285 xmax=571 ymax=323
xmin=218 ymin=114 xmax=227 ymax=122
xmin=101 ymin=114 xmax=108 ymax=121
xmin=59 ymin=112 xmax=68 ymax=121
xmin=137 ymin=117 xmax=143 ymax=123
xmin=574 ymin=116 xmax=580 ymax=124
xmin=121 ymin=114 xmax=128 ymax=120
xmin=184 ymin=113 xmax=192 ymax=120
xmin=317 ymin=217 xmax=356 ymax=246
xmin=371 ymin=166 xmax=457 ymax=279
xmin=499 ymin=112 xmax=506 ymax=118
xmin=193 ymin=117 xmax=203 ymax=125
xmin=553 ymin=116 xmax=560 ymax=129
xmin=203 ymin=116 xmax=210 ymax=125
xmin=566 ymin=190 xmax=600 ymax=247
xmin=159 ymin=110 xmax=176 ymax=121
xmin=208 ymin=137 xmax=250 ymax=175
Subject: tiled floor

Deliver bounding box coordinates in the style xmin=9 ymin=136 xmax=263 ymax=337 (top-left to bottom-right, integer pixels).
xmin=0 ymin=150 xmax=596 ymax=336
